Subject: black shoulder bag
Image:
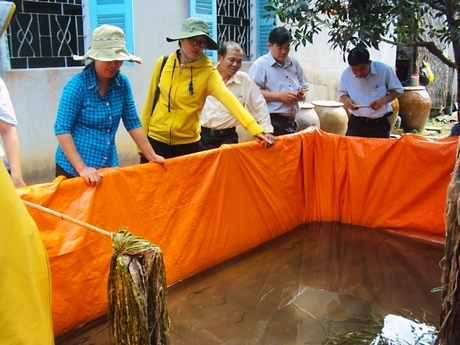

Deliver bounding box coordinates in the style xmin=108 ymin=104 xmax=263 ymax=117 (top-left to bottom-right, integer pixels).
xmin=140 ymin=55 xmax=169 ymax=164
xmin=151 ymin=55 xmax=169 ymax=115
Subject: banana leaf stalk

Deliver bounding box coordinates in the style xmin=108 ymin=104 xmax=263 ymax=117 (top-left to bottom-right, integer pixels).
xmin=23 ymin=201 xmax=170 ymax=345
xmin=109 ymin=228 xmax=170 ymax=345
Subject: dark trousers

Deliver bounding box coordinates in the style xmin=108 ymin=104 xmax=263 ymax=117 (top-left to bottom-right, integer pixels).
xmin=270 ymin=113 xmax=298 ymax=136
xmin=3 ymin=160 xmax=10 ymax=175
xmin=200 ymin=126 xmax=239 ymax=150
xmin=140 ymin=136 xmax=203 ymax=162
xmin=346 ymin=113 xmax=392 ymax=138
xmin=56 ymin=164 xmax=77 ymax=179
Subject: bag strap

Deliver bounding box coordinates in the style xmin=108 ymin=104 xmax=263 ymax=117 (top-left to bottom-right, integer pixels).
xmin=151 ymin=54 xmax=169 ymax=115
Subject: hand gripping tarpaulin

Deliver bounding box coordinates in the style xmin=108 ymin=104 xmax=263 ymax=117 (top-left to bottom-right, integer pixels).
xmin=17 ymin=128 xmax=457 ymax=336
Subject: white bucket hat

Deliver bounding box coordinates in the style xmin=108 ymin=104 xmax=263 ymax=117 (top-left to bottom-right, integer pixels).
xmin=73 ymin=24 xmax=141 ymax=63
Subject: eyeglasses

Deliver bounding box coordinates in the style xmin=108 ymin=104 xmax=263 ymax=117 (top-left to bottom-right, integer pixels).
xmin=188 ymin=38 xmax=208 ymax=49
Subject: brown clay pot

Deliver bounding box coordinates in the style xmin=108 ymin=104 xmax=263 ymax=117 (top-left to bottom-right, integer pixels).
xmin=311 ymin=100 xmax=348 ymax=135
xmin=398 ymin=86 xmax=431 ymax=133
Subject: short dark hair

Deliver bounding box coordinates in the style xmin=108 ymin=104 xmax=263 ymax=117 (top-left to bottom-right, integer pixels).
xmin=268 ymin=27 xmax=291 ymax=45
xmin=347 ymin=47 xmax=370 ymax=66
xmin=217 ymin=41 xmax=243 ymax=57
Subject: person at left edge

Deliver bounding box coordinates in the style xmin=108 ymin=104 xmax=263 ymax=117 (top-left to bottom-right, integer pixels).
xmin=54 ymin=25 xmax=166 ymax=187
xmin=0 ymin=0 xmax=25 ymax=189
xmin=0 ymin=2 xmax=54 ymax=343
xmin=139 ymin=17 xmax=273 ymax=160
xmin=0 ymin=77 xmax=26 ymax=188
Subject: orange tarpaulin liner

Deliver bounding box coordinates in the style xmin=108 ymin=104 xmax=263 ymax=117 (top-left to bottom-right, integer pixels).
xmin=18 ymin=128 xmax=456 ymax=336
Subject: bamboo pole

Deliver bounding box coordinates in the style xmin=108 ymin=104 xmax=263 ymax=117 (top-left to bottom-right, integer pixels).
xmin=23 ymin=200 xmax=112 ymax=238
xmin=22 ymin=199 xmax=170 ymax=344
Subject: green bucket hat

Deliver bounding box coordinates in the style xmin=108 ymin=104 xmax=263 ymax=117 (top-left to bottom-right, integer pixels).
xmin=73 ymin=24 xmax=141 ymax=63
xmin=166 ymin=18 xmax=219 ymax=50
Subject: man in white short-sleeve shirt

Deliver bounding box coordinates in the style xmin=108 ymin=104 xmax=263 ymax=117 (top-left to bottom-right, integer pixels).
xmin=0 ymin=77 xmax=26 ymax=187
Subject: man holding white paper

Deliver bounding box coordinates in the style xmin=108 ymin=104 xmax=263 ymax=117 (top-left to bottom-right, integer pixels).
xmin=338 ymin=47 xmax=403 ymax=138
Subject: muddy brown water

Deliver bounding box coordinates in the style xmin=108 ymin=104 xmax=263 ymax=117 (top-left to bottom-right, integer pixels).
xmin=55 ymin=222 xmax=443 ymax=344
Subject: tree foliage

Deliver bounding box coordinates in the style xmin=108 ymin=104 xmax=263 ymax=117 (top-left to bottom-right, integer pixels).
xmin=265 ymin=0 xmax=459 ymax=69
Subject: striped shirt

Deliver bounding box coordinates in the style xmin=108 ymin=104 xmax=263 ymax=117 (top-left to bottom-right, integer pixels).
xmin=54 ymin=63 xmax=141 ymax=176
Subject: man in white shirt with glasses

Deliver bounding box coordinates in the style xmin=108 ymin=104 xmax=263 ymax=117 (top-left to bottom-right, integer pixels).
xmin=200 ymin=41 xmax=275 ymax=149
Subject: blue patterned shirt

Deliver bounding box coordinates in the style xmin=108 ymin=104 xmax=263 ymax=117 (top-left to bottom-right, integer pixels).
xmin=54 ymin=64 xmax=142 ymax=176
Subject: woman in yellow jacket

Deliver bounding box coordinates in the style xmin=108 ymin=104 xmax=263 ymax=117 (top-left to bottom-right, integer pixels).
xmin=140 ymin=18 xmax=274 ymax=159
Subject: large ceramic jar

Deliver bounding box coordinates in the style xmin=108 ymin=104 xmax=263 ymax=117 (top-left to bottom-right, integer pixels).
xmin=398 ymin=86 xmax=431 ymax=133
xmin=311 ymin=100 xmax=348 ymax=135
xmin=297 ymin=103 xmax=320 ymax=131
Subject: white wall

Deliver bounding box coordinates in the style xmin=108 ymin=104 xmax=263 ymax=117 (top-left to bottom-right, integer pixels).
xmin=2 ymin=68 xmax=76 ymax=183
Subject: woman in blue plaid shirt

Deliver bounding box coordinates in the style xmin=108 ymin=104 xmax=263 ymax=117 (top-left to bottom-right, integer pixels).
xmin=54 ymin=25 xmax=166 ymax=187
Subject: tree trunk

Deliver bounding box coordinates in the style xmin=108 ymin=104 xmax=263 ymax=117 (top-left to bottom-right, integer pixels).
xmin=434 ymin=139 xmax=460 ymax=345
xmin=454 ymin=37 xmax=460 ymax=123
xmin=456 ymin=47 xmax=460 ymax=124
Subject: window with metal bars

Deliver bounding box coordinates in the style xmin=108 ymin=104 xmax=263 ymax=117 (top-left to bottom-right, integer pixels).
xmin=6 ymin=0 xmax=85 ymax=69
xmin=217 ymin=0 xmax=251 ymax=61
xmin=5 ymin=0 xmax=134 ymax=69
